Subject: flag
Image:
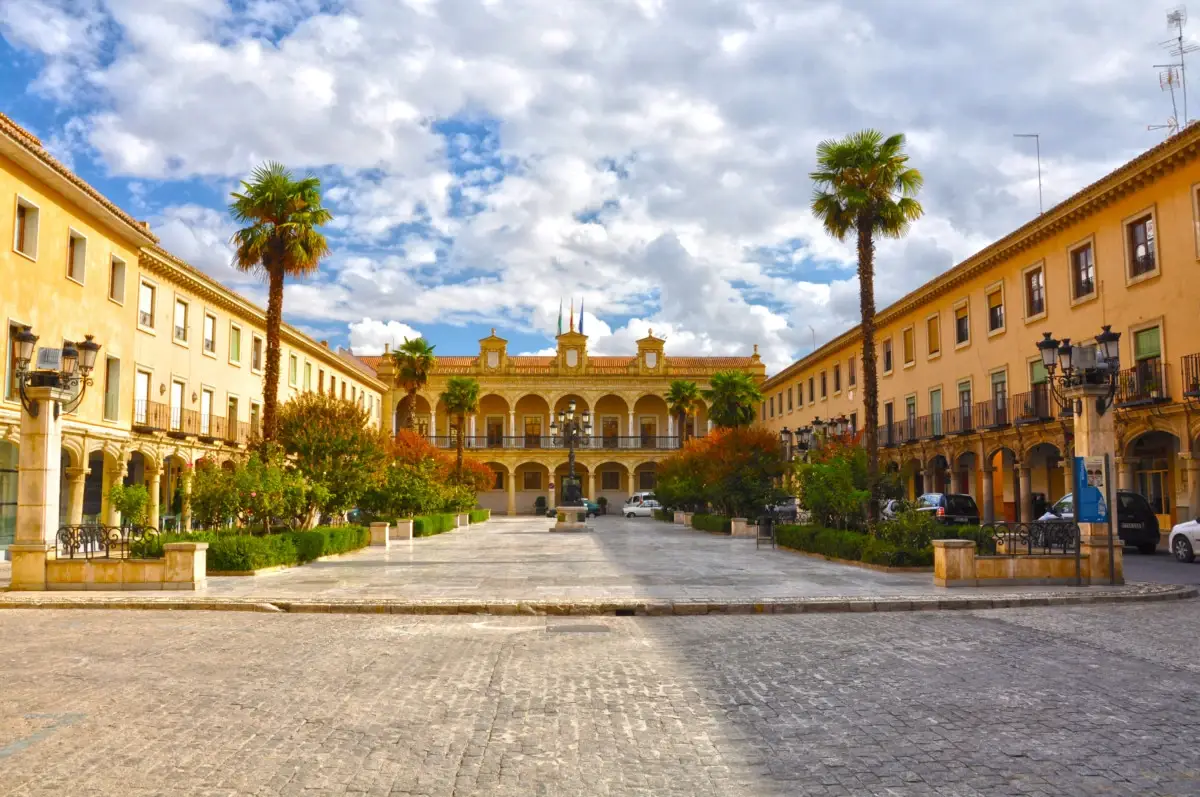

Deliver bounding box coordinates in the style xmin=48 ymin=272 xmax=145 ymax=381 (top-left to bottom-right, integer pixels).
xmin=557 ymin=299 xmax=563 ymax=336
xmin=570 ymin=298 xmax=574 ymax=333
xmin=579 ymin=297 xmax=585 ymax=335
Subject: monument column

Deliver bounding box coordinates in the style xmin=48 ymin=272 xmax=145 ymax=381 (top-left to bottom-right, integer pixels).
xmin=180 ymin=468 xmax=193 ymax=533
xmin=11 ymin=385 xmax=69 ymax=590
xmin=1064 ymin=383 xmax=1123 ymax=584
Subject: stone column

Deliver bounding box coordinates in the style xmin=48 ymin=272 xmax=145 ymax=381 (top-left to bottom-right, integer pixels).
xmin=1064 ymin=383 xmax=1123 ymax=584
xmin=65 ymin=466 xmax=88 ymax=525
xmin=469 ymin=415 xmax=477 ymax=447
xmin=147 ymin=466 xmax=162 ymax=530
xmin=507 ymin=470 xmax=516 ymax=516
xmin=11 ymin=385 xmax=70 ymax=590
xmin=106 ymin=460 xmax=127 ymax=526
xmin=627 ymin=411 xmax=635 ymax=448
xmin=1182 ymin=454 xmax=1200 ymax=522
xmin=588 ymin=470 xmax=596 ymax=501
xmin=1115 ymin=456 xmax=1135 ymax=493
xmin=429 ymin=412 xmax=436 ymax=442
xmin=508 ymin=410 xmax=516 ymax=445
xmin=1018 ymin=464 xmax=1033 ymax=523
xmin=981 ymin=468 xmax=995 ymax=524
xmin=707 ymin=419 xmax=714 ymax=434
xmin=180 ymin=469 xmax=193 ymax=533
xmin=667 ymin=416 xmax=675 ymax=441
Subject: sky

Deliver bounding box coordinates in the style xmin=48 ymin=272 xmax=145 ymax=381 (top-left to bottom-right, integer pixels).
xmin=1 ymin=0 xmax=1194 ymax=373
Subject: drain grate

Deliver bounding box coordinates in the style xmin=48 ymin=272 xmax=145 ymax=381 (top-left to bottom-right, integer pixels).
xmin=614 ymin=608 xmax=636 ymax=617
xmin=547 ymin=624 xmax=611 ymax=634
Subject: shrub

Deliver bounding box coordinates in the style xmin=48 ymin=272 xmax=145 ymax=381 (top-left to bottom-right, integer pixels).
xmin=691 ymin=513 xmax=731 ymax=534
xmin=774 ymin=523 xmax=934 ymax=567
xmin=136 ymin=526 xmax=369 ymax=571
xmin=876 ymin=508 xmax=939 ymax=550
xmin=108 ymin=483 xmax=151 ymax=527
xmin=794 ymin=456 xmax=868 ymax=529
xmin=653 ymin=508 xmax=673 ymax=522
xmin=413 ymin=513 xmax=457 ymax=537
xmin=468 ymin=509 xmax=489 ymax=523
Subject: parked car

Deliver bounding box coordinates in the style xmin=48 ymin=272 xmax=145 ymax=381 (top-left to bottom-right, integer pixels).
xmin=625 ymin=492 xmax=656 ymax=507
xmin=770 ymin=498 xmax=800 ymax=522
xmin=915 ymin=493 xmax=981 ymax=526
xmin=880 ymin=498 xmax=911 ymax=520
xmin=1038 ymin=491 xmax=1160 ymax=554
xmin=625 ymin=499 xmax=661 ymax=518
xmin=1169 ymin=518 xmax=1200 ymax=562
xmin=583 ymin=499 xmax=601 ymax=518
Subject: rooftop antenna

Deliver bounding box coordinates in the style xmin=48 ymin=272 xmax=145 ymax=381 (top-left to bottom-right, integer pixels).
xmin=1013 ymin=134 xmax=1043 ymax=215
xmin=1150 ymin=64 xmax=1182 ymax=135
xmin=1164 ymin=5 xmax=1198 ymax=126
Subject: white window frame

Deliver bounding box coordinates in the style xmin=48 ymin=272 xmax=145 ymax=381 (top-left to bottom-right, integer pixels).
xmin=102 ymin=355 xmax=121 ymax=422
xmin=229 ymin=322 xmax=242 ymax=365
xmin=66 ymin=228 xmax=87 ymax=285
xmin=172 ymin=295 xmax=190 ymax=345
xmin=108 ymin=255 xmax=126 ymax=305
xmin=953 ymin=297 xmax=971 ymax=349
xmin=288 ymin=353 xmax=299 ymax=387
xmin=251 ymin=334 xmax=264 ymax=374
xmin=881 ymin=336 xmax=894 ymax=376
xmin=1067 ymin=235 xmax=1099 ymax=306
xmin=303 ymin=361 xmax=312 ymax=391
xmin=12 ymin=195 xmax=39 ymax=261
xmin=1122 ymin=205 xmax=1161 ymax=286
xmin=199 ymin=387 xmax=214 ymax=436
xmin=134 ymin=368 xmax=152 ymax=425
xmin=137 ymin=279 xmax=157 ymax=333
xmin=984 ymin=280 xmax=1006 ymax=337
xmin=202 ymin=312 xmax=217 ymax=357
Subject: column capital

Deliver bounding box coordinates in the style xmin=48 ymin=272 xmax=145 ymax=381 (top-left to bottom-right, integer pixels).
xmin=65 ymin=467 xmax=90 ymax=480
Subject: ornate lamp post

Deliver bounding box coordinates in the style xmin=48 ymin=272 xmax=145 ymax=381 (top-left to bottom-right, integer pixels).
xmin=1036 ymin=325 xmax=1121 ymax=417
xmin=11 ymin=326 xmax=102 ymax=417
xmin=550 ymin=399 xmax=592 ymax=506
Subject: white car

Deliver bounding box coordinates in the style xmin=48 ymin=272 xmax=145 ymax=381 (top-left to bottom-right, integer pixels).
xmin=1169 ymin=518 xmax=1200 ymax=562
xmin=624 ymin=499 xmax=661 ymax=518
xmin=625 ymin=492 xmax=655 ymax=507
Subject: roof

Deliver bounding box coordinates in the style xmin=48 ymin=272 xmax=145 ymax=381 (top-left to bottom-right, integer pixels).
xmin=0 ymin=112 xmax=158 ymax=246
xmin=763 ymin=120 xmax=1200 ymax=390
xmin=355 ymin=351 xmax=759 ymax=379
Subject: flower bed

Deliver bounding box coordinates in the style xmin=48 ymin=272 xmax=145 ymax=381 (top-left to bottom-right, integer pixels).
xmin=133 ymin=525 xmax=369 ymax=573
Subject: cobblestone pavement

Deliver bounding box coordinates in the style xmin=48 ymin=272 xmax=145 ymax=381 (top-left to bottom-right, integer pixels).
xmin=1 ymin=601 xmax=1199 ymax=795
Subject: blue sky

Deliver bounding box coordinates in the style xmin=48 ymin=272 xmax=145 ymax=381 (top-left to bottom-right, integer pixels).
xmin=1 ymin=0 xmax=1191 ymax=372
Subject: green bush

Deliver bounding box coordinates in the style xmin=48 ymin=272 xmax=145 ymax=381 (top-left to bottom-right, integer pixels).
xmin=774 ymin=523 xmax=934 ymax=567
xmin=691 ymin=513 xmax=732 ymax=533
xmin=134 ymin=526 xmax=369 ymax=571
xmin=653 ymin=508 xmax=673 ymax=522
xmin=468 ymin=509 xmax=489 ymax=523
xmin=413 ymin=513 xmax=457 ymax=537
xmin=877 ymin=508 xmax=939 ymax=550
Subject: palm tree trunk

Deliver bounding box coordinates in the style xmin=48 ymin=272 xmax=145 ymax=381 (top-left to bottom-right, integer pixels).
xmin=262 ymin=261 xmax=285 ymax=442
xmin=857 ymin=216 xmax=880 ymax=527
xmin=456 ymin=413 xmax=464 ymax=477
xmin=401 ymin=390 xmax=416 ymax=429
xmin=677 ymin=410 xmax=686 ymax=446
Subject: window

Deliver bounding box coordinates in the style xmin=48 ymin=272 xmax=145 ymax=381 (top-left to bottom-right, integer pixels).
xmin=849 ymin=412 xmax=857 ymax=433
xmin=820 ymin=371 xmax=827 ymax=398
xmin=1071 ymin=243 xmax=1096 ymax=299
xmin=808 ymin=377 xmax=814 ymax=404
xmin=1134 ymin=326 xmax=1162 ymax=363
xmin=833 ymin=364 xmax=841 ymax=393
xmin=929 ymin=388 xmax=942 ymax=436
xmin=109 ymin=257 xmax=125 ymax=303
xmin=1127 ymin=213 xmax=1156 ymax=277
xmin=638 ymin=470 xmax=657 ymax=490
xmin=986 ymin=287 xmax=1004 ymax=333
xmin=170 ymin=380 xmax=185 ymax=431
xmin=103 ymin=356 xmax=120 ymax=421
xmin=229 ymin=325 xmax=242 ymax=363
xmin=990 ymin=371 xmax=1007 ymax=404
xmin=523 ymin=470 xmax=541 ymax=490
xmin=492 ymin=470 xmax=504 ymax=491
xmin=1024 ymin=265 xmax=1045 ymax=317
xmin=289 ymin=354 xmax=298 ymax=387
xmin=250 ymin=402 xmax=262 ymax=437
xmin=341 ymin=382 xmax=347 ymax=400
xmin=329 ymin=376 xmax=336 ymax=396
xmin=203 ymin=313 xmax=216 ymax=354
xmin=5 ymin=322 xmax=21 ymax=400
xmin=138 ymin=282 xmax=156 ymax=329
xmin=173 ymin=298 xmax=189 ymax=343
xmin=67 ymin=230 xmax=86 ymax=283
xmin=1030 ymin=359 xmax=1048 ymax=386
xmin=954 ymin=305 xmax=969 ymax=345
xmin=848 ymin=357 xmax=856 ymax=387
xmin=882 ymin=339 xmax=893 ymax=373
xmin=318 ymin=370 xmax=325 ymax=392
xmin=134 ymin=370 xmax=151 ymax=424
xmin=958 ymin=380 xmax=972 ymax=413
xmin=251 ymin=335 xmax=263 ymax=372
xmin=304 ymin=362 xmax=312 ymax=391
xmin=602 ymin=470 xmax=620 ymax=491
xmin=786 ymin=387 xmax=793 ymax=411
xmin=761 ymin=402 xmax=766 ymax=421
xmin=200 ymin=389 xmax=213 ymax=435
xmin=769 ymin=395 xmax=775 ymax=418
xmin=902 ymin=327 xmax=915 ymax=365
xmin=926 ymin=315 xmax=940 ymax=356
xmin=13 ymin=198 xmax=38 ymax=259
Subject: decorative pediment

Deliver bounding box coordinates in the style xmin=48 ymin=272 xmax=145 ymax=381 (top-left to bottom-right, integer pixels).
xmin=479 ymin=328 xmax=507 ymax=372
xmin=636 ymin=329 xmax=665 ymax=375
xmin=556 ymin=330 xmax=588 ymax=374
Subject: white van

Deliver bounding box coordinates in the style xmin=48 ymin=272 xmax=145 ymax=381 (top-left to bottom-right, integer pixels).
xmin=625 ymin=492 xmax=656 ymax=507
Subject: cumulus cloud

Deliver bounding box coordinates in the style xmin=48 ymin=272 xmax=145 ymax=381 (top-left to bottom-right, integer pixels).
xmin=347 ymin=318 xmax=425 ymax=355
xmin=3 ymin=0 xmax=1190 ymax=373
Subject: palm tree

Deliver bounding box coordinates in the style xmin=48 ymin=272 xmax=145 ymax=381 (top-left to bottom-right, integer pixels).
xmin=810 ymin=130 xmax=924 ymax=524
xmin=391 ymin=337 xmax=437 ymax=431
xmin=230 ymin=162 xmax=332 ymax=442
xmin=440 ymin=376 xmax=481 ymax=478
xmin=665 ymin=379 xmax=701 ymax=445
xmin=702 ymin=370 xmax=763 ymax=429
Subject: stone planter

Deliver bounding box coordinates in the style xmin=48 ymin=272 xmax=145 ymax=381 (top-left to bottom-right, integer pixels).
xmin=681 ymin=512 xmax=694 ymax=527
xmin=456 ymin=513 xmax=469 ymax=528
xmin=390 ymin=519 xmax=413 ymax=541
xmin=369 ymin=522 xmax=390 ymax=548
xmin=673 ymin=511 xmax=685 ymax=524
xmin=730 ymin=518 xmax=754 ymax=538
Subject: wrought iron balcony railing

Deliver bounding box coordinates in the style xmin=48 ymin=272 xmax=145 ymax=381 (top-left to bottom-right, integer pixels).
xmin=1116 ymin=357 xmax=1171 ymax=407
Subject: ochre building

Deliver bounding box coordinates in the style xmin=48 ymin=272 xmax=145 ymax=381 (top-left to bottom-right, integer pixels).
xmin=760 ymin=123 xmax=1200 ymax=537
xmin=362 ymin=329 xmax=765 ymax=515
xmin=0 ymin=113 xmax=385 ymax=550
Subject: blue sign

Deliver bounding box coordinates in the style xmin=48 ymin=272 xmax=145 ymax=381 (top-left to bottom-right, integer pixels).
xmin=1073 ymin=455 xmax=1109 ymax=523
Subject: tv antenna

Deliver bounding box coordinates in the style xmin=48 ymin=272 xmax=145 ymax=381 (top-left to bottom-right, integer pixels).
xmin=1164 ymin=6 xmax=1198 ymax=126
xmin=1012 ymin=133 xmax=1043 ymax=215
xmin=1150 ymin=64 xmax=1182 ymax=135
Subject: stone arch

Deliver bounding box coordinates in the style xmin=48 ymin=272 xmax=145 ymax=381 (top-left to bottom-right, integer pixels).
xmin=127 ymin=444 xmax=161 ymax=475
xmin=983 ymin=445 xmax=1019 ymax=522
xmin=630 ymin=460 xmax=659 ymax=493
xmin=1123 ymin=428 xmax=1182 ymax=524
xmin=60 ymin=436 xmax=86 ymax=469
xmin=476 ymin=394 xmax=512 ymax=448
xmin=952 ymin=450 xmax=979 ymax=497
xmin=593 ymin=460 xmax=631 ymax=503
xmin=632 ymin=395 xmax=670 ymax=447
xmin=553 ymin=461 xmax=591 ymax=501
xmin=1023 ymin=440 xmax=1066 ymax=512
xmin=513 ymin=395 xmax=552 ymax=448
xmin=593 ymin=394 xmax=631 ymax=447
xmin=512 ymin=459 xmax=552 ymax=514
xmin=926 ymin=453 xmax=952 ymax=494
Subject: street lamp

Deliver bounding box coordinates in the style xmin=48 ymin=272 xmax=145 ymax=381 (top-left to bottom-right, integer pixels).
xmin=1037 ymin=325 xmax=1121 ymax=416
xmin=551 ymin=400 xmax=592 ymax=506
xmin=10 ymin=326 xmax=102 ymax=418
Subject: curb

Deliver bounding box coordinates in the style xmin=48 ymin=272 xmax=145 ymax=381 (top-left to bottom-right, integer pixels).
xmin=0 ymin=585 xmax=1192 ymax=617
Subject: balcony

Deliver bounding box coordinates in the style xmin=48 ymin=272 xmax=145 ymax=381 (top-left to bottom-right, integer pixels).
xmin=944 ymin=406 xmax=975 ymax=436
xmin=896 ymin=418 xmax=918 ymax=445
xmin=875 ymin=424 xmax=896 ymax=448
xmin=1181 ymin=353 xmax=1200 ymax=399
xmin=225 ymin=419 xmax=248 ymax=446
xmin=914 ymin=413 xmax=942 ymax=440
xmin=132 ymin=400 xmax=169 ymax=433
xmin=1010 ymin=386 xmax=1053 ymax=425
xmin=1116 ymin=357 xmax=1171 ymax=408
xmin=973 ymin=398 xmax=1009 ymax=430
xmin=427 ymin=435 xmax=692 ymax=451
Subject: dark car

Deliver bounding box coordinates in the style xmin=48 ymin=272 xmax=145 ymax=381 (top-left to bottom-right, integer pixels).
xmin=915 ymin=493 xmax=981 ymax=525
xmin=1039 ymin=491 xmax=1160 ymax=554
xmin=583 ymin=499 xmax=601 ymax=518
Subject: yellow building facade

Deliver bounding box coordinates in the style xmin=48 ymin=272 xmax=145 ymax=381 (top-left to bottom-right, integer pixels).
xmin=364 ymin=329 xmax=766 ymax=515
xmin=0 ymin=113 xmax=385 ymax=548
xmin=760 ymin=124 xmax=1200 ymax=532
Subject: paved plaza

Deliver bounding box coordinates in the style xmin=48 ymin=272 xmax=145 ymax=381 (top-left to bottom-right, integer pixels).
xmin=1 ymin=600 xmax=1200 ymax=795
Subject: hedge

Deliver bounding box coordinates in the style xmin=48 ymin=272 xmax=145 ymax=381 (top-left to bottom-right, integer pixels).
xmin=653 ymin=509 xmax=673 ymax=522
xmin=413 ymin=513 xmax=457 ymax=537
xmin=690 ymin=513 xmax=732 ymax=534
xmin=132 ymin=525 xmax=370 ymax=572
xmin=468 ymin=509 xmax=489 ymax=524
xmin=775 ymin=524 xmax=934 ymax=567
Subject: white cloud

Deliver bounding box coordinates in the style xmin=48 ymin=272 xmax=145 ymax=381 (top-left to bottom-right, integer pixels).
xmin=4 ymin=0 xmax=1190 ymax=373
xmin=347 ymin=318 xmax=425 ymax=355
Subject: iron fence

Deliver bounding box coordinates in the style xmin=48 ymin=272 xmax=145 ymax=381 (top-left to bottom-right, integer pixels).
xmin=1183 ymin=353 xmax=1200 ymax=398
xmin=56 ymin=524 xmax=160 ymax=559
xmin=975 ymin=521 xmax=1080 ymax=556
xmin=1116 ymin=357 xmax=1171 ymax=407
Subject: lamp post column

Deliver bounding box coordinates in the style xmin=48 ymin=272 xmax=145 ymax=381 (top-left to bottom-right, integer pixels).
xmin=11 ymin=385 xmax=69 ymax=590
xmin=1063 ymin=383 xmax=1123 ymax=584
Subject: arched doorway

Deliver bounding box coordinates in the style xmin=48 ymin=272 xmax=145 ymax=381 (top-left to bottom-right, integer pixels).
xmin=927 ymin=454 xmax=951 ymax=494
xmin=953 ymin=451 xmax=978 ymax=497
xmin=593 ymin=395 xmax=630 ymax=449
xmin=986 ymin=447 xmax=1018 ymax=522
xmin=632 ymin=462 xmax=658 ymax=493
xmin=477 ymin=395 xmax=512 ymax=448
xmin=1024 ymin=442 xmax=1065 ymax=518
xmin=632 ymin=395 xmax=669 ymax=449
xmin=594 ymin=461 xmax=630 ymax=508
xmin=1125 ymin=430 xmax=1181 ymax=528
xmin=513 ymin=462 xmax=551 ymax=514
xmin=514 ymin=395 xmax=551 ymax=450
xmin=478 ymin=461 xmax=508 ymax=514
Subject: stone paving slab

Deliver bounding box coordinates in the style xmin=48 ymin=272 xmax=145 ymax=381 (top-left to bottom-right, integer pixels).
xmin=1 ymin=516 xmax=1189 ymax=615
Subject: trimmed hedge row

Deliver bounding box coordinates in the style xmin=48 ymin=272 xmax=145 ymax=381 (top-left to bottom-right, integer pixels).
xmin=653 ymin=509 xmax=673 ymax=522
xmin=468 ymin=509 xmax=489 ymax=524
xmin=413 ymin=513 xmax=457 ymax=537
xmin=690 ymin=513 xmax=732 ymax=534
xmin=775 ymin=524 xmax=933 ymax=567
xmin=134 ymin=525 xmax=370 ymax=572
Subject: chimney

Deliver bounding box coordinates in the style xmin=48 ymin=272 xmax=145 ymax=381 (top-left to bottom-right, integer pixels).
xmin=383 ymin=343 xmax=390 ymax=353
xmin=320 ymin=340 xmax=329 ymax=348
